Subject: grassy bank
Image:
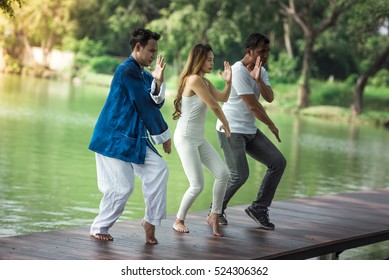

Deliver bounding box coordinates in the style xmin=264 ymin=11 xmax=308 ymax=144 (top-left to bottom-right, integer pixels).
xmin=208 ymin=72 xmax=389 ymax=127
xmin=83 ymin=71 xmax=389 ymax=128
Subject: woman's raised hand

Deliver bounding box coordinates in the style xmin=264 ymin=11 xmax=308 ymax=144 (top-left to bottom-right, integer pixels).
xmin=219 ymin=61 xmax=232 ymax=84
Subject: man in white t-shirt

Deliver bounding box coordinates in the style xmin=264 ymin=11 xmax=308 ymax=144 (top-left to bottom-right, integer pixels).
xmin=215 ymin=33 xmax=286 ymax=229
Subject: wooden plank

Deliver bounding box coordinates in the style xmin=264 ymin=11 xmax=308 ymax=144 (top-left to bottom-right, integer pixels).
xmin=0 ymin=188 xmax=388 ymax=260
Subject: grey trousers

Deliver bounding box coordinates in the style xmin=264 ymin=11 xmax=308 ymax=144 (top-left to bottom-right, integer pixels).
xmin=217 ymin=129 xmax=287 ymax=210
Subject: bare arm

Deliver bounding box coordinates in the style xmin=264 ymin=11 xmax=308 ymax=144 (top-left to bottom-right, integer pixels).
xmin=187 ymin=75 xmax=231 ymax=137
xmin=250 ymin=56 xmax=274 ymax=102
xmin=208 ymin=61 xmax=232 ymax=102
xmin=240 ymin=94 xmax=281 ymax=142
xmin=149 ymin=55 xmax=171 ymax=153
xmin=208 ymin=80 xmax=231 ymax=102
xmin=257 ymin=81 xmax=274 ymax=103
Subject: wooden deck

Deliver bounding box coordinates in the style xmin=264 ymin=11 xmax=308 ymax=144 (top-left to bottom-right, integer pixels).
xmin=1 ymin=188 xmax=388 ymax=260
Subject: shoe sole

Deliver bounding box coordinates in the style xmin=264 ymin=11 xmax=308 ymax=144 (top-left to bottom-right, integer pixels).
xmin=244 ymin=208 xmax=274 ymax=230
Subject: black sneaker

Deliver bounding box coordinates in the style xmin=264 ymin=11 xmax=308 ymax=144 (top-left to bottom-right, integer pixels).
xmin=218 ymin=213 xmax=228 ymax=225
xmin=245 ymin=206 xmax=275 ymax=230
xmin=208 ymin=210 xmax=228 ymax=225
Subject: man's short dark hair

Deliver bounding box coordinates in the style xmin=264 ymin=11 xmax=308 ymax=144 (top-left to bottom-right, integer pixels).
xmin=244 ymin=33 xmax=270 ymax=50
xmin=130 ymin=28 xmax=161 ymax=50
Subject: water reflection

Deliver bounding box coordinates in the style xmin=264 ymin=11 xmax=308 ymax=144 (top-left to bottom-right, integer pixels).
xmin=1 ymin=74 xmax=389 ymax=258
xmin=283 ymin=115 xmax=389 ymax=197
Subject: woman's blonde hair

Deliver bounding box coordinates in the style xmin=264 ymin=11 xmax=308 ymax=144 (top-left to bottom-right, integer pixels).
xmin=172 ymin=43 xmax=213 ymax=120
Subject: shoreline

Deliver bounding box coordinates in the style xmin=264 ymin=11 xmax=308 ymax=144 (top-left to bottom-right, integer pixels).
xmin=2 ymin=72 xmax=389 ymax=129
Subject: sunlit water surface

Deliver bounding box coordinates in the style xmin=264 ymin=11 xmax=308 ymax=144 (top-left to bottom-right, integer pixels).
xmin=1 ymin=74 xmax=388 ymax=259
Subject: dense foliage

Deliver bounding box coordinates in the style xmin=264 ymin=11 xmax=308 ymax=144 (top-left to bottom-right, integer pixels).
xmin=1 ymin=0 xmax=389 ymax=113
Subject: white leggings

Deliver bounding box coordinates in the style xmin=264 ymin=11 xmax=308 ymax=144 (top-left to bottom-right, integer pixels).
xmin=174 ymin=137 xmax=229 ymax=220
xmin=90 ymin=148 xmax=168 ymax=235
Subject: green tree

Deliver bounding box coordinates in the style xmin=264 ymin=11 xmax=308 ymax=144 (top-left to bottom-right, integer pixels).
xmin=71 ymin=0 xmax=169 ymax=56
xmin=0 ymin=0 xmax=75 ymax=72
xmin=343 ymin=0 xmax=389 ymax=116
xmin=276 ymin=0 xmax=364 ymax=108
xmin=25 ymin=0 xmax=75 ymax=67
xmin=148 ymin=0 xmax=279 ymax=74
xmin=0 ymin=0 xmax=22 ymax=17
xmin=148 ymin=0 xmax=241 ymax=72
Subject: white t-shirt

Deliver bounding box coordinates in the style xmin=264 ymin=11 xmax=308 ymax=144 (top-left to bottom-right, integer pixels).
xmin=216 ymin=61 xmax=271 ymax=134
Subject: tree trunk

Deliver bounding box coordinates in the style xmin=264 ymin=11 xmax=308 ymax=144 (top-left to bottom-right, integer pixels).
xmin=297 ymin=38 xmax=313 ymax=108
xmin=4 ymin=27 xmax=25 ymax=73
xmin=351 ymin=74 xmax=368 ymax=116
xmin=283 ymin=17 xmax=293 ymax=57
xmin=351 ymin=43 xmax=389 ymax=116
xmin=297 ymin=79 xmax=310 ymax=108
xmin=22 ymin=34 xmax=33 ymax=63
xmin=277 ymin=0 xmax=357 ymax=109
xmin=41 ymin=32 xmax=54 ymax=68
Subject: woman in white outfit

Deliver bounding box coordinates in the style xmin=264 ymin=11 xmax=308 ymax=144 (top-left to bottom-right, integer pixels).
xmin=172 ymin=44 xmax=232 ymax=237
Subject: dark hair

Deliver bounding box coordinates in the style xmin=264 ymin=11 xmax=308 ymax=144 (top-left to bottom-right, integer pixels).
xmin=130 ymin=28 xmax=161 ymax=50
xmin=244 ymin=33 xmax=270 ymax=50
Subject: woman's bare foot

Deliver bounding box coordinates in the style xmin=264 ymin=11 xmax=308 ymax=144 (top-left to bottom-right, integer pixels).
xmin=90 ymin=233 xmax=114 ymax=241
xmin=141 ymin=220 xmax=158 ymax=244
xmin=207 ymin=213 xmax=223 ymax=237
xmin=173 ymin=219 xmax=189 ymax=233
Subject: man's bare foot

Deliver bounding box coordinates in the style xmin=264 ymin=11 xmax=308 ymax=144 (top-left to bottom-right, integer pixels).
xmin=141 ymin=220 xmax=158 ymax=244
xmin=90 ymin=233 xmax=114 ymax=241
xmin=173 ymin=219 xmax=189 ymax=233
xmin=207 ymin=213 xmax=223 ymax=237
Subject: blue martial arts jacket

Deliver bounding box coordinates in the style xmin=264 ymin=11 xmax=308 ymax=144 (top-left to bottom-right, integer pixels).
xmin=88 ymin=55 xmax=170 ymax=164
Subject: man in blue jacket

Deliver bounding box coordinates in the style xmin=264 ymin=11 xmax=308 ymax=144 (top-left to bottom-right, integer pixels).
xmin=89 ymin=28 xmax=171 ymax=244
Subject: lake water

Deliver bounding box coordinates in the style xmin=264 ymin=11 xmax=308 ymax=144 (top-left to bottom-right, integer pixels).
xmin=0 ymin=73 xmax=388 ymax=259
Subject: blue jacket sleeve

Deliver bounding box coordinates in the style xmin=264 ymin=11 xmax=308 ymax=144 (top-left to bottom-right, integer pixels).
xmin=122 ymin=68 xmax=170 ymax=145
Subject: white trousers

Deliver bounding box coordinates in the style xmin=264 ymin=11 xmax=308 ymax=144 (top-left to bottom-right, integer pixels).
xmin=174 ymin=137 xmax=229 ymax=220
xmin=90 ymin=147 xmax=168 ymax=235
